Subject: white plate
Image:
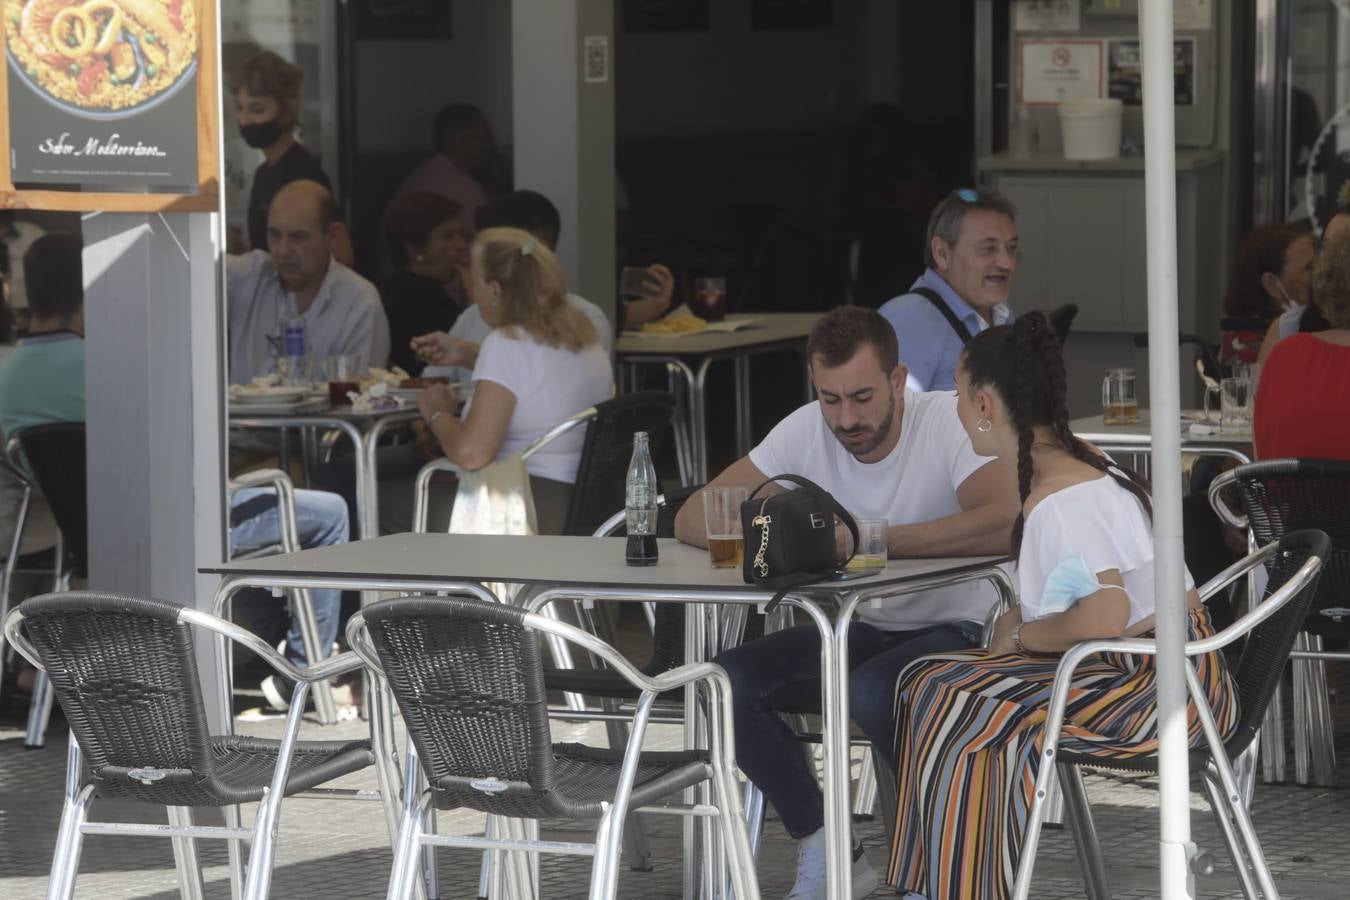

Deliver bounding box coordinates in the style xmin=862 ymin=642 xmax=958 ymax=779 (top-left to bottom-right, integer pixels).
xmin=231 ymin=389 xmax=307 ymax=405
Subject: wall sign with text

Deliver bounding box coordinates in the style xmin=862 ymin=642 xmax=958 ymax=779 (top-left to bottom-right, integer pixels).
xmin=1 ymin=0 xmax=216 ymax=205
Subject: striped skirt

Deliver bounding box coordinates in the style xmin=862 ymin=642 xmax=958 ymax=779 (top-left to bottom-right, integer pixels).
xmin=885 ymin=607 xmax=1238 ymax=900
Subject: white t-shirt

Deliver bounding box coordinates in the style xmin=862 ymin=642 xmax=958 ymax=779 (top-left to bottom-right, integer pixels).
xmin=468 ymin=327 xmax=614 ymax=483
xmin=1019 ymin=475 xmax=1193 ymax=628
xmin=430 ymin=293 xmax=612 ymax=384
xmin=748 ymin=390 xmax=1000 ymax=629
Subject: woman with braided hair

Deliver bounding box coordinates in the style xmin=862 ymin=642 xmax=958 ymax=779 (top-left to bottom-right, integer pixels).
xmin=884 ymin=311 xmax=1239 ymax=900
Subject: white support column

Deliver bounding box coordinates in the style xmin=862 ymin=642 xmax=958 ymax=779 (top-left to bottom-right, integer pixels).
xmin=83 ymin=212 xmax=227 ymax=727
xmin=1138 ymin=1 xmax=1196 ymax=897
xmin=511 ymin=0 xmax=617 ymax=328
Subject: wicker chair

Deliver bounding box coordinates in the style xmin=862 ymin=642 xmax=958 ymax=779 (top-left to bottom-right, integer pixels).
xmin=411 ymin=391 xmax=677 ymax=536
xmin=1012 ymin=530 xmax=1330 ymax=900
xmin=0 ymin=439 xmax=67 ymax=744
xmin=12 ymin=424 xmax=86 ymax=749
xmin=1209 ymin=458 xmax=1350 ymax=787
xmin=347 ymin=594 xmax=759 ymax=900
xmin=3 ymin=591 xmax=374 ymax=900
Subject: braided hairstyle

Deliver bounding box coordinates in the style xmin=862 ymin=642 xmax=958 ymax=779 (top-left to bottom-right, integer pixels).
xmin=961 ymin=310 xmax=1153 ymax=555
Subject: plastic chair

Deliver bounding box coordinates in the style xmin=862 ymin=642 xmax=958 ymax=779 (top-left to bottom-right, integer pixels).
xmin=347 ymin=594 xmax=760 ymax=900
xmin=1209 ymin=458 xmax=1350 ymax=787
xmin=3 ymin=591 xmax=374 ymax=900
xmin=1012 ymin=530 xmax=1330 ymax=900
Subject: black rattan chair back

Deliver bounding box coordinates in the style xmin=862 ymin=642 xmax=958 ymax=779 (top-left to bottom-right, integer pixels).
xmin=16 ymin=592 xmax=215 ymax=802
xmin=563 ymin=391 xmax=676 ymax=537
xmin=15 ymin=423 xmax=87 ymax=574
xmin=1223 ymin=530 xmax=1330 ymax=759
xmin=362 ymin=595 xmax=570 ymax=817
xmin=1231 ymin=459 xmax=1350 ymax=639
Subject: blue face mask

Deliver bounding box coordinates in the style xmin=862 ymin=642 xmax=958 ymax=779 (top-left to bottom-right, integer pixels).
xmin=1040 ymin=555 xmax=1126 ymax=616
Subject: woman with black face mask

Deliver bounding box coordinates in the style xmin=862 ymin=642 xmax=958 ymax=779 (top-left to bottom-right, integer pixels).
xmin=232 ymin=51 xmax=333 ymax=254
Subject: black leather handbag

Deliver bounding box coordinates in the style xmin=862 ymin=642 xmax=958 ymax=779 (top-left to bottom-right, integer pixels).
xmin=741 ymin=474 xmax=859 ymax=611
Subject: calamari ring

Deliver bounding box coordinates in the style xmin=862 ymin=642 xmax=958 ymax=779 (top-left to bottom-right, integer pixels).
xmin=52 ymin=6 xmax=96 ymax=60
xmin=83 ymin=0 xmax=125 ymax=55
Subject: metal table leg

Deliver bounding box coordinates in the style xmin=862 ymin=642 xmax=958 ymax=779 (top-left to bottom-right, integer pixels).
xmin=733 ymin=355 xmax=752 ymax=459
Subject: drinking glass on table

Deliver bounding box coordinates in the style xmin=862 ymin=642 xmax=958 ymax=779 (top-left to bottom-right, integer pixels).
xmin=324 ymin=353 xmax=364 ymax=405
xmin=848 ymin=518 xmax=888 ymax=570
xmin=702 ymin=486 xmax=748 ymax=568
xmin=1204 ymin=376 xmax=1253 ymax=433
xmin=693 ymin=276 xmax=728 ymax=322
xmin=1101 ymin=368 xmax=1140 ymax=425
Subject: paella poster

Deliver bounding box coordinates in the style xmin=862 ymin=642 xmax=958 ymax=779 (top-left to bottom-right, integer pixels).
xmin=3 ymin=0 xmax=199 ymax=191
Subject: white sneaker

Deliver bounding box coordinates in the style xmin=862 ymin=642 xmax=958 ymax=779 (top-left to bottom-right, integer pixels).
xmin=783 ymin=827 xmax=879 ymax=900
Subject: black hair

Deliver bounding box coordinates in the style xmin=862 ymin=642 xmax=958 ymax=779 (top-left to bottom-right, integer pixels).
xmin=383 ymin=191 xmax=462 ymax=270
xmin=24 ymin=233 xmax=84 ymax=322
xmin=476 ymin=190 xmax=562 ymax=250
xmin=961 ymin=310 xmax=1153 ymax=554
xmin=432 ymin=103 xmax=484 ymax=154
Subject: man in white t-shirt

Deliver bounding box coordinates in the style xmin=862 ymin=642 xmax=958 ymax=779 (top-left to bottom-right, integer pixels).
xmin=673 ymin=306 xmax=1018 ymax=899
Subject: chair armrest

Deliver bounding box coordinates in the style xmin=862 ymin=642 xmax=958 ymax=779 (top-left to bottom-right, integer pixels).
xmin=4 ymin=603 xmax=365 ymax=686
xmin=226 ymin=468 xmax=301 ymax=553
xmin=177 ymin=607 xmax=365 ymax=683
xmin=413 ymin=458 xmax=462 ymax=533
xmin=1207 ymin=469 xmax=1248 ymax=529
xmin=520 ymin=407 xmax=597 ymax=461
xmin=227 ymin=467 xmax=293 ymax=495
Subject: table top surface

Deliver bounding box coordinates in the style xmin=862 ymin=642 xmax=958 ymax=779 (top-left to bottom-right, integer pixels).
xmin=615 ymin=313 xmax=822 ymax=357
xmin=229 ymin=404 xmax=422 ymax=423
xmin=1070 ymin=411 xmax=1253 ymax=446
xmin=204 ymin=533 xmax=1005 ymax=594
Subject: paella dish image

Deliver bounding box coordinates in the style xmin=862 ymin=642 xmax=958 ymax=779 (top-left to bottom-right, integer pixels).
xmin=5 ymin=0 xmax=196 ymax=115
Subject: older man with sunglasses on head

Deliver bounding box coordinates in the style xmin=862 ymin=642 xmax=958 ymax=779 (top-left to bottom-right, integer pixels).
xmin=878 ymin=189 xmax=1019 ymax=392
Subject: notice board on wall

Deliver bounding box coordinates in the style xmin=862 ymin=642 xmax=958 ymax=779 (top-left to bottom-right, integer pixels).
xmin=0 ymin=0 xmax=219 ymax=211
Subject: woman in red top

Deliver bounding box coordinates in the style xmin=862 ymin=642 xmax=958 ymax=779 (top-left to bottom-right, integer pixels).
xmin=1254 ymin=236 xmax=1350 ymax=461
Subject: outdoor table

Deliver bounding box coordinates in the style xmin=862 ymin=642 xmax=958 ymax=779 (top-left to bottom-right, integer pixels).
xmin=615 ymin=313 xmax=822 ymax=483
xmin=229 ymin=400 xmax=422 ymax=541
xmin=1071 ymin=410 xmax=1254 ymax=472
xmin=203 ymin=533 xmax=1011 ymax=900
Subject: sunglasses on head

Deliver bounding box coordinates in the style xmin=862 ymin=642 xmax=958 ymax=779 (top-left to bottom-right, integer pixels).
xmin=954 ymin=188 xmax=980 ymax=203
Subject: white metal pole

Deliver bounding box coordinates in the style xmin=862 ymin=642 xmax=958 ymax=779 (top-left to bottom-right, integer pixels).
xmin=1138 ymin=2 xmax=1196 ymax=898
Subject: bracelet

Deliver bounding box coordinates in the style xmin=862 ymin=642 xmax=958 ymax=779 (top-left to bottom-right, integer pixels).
xmin=1012 ymin=622 xmax=1029 ymax=655
xmin=427 ymin=410 xmax=444 ymax=427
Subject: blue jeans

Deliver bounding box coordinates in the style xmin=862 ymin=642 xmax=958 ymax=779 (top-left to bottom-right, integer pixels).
xmin=713 ymin=619 xmax=982 ymax=839
xmin=230 ymin=487 xmax=348 ymax=666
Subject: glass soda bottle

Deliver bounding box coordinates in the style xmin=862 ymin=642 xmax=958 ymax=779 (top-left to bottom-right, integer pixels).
xmin=625 ymin=431 xmax=659 ymax=566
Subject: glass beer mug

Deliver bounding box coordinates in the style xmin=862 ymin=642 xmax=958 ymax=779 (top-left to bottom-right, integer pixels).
xmin=1102 ymin=368 xmax=1140 ymax=425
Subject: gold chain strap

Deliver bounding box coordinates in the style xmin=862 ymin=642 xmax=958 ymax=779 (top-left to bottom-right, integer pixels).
xmin=752 ymin=513 xmax=772 ymax=577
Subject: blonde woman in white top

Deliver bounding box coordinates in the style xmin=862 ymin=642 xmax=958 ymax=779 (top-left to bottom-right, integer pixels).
xmin=412 ymin=227 xmax=612 ymax=534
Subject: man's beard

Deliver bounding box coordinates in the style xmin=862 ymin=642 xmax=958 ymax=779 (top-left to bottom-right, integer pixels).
xmin=833 ymin=393 xmax=895 ymax=459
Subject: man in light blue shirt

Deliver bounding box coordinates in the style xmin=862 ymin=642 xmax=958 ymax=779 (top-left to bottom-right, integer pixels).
xmin=878 ymin=189 xmax=1019 ymax=391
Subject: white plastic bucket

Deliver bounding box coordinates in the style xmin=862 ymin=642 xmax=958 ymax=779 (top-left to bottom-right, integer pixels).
xmin=1058 ymin=98 xmax=1123 ymax=161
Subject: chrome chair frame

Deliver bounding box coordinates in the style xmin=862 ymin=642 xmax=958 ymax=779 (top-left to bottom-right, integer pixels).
xmin=1012 ymin=537 xmax=1327 ymax=900
xmin=226 ymin=468 xmax=338 ymax=725
xmin=346 ymin=602 xmax=761 ymax=900
xmin=3 ymin=436 xmax=69 ymax=749
xmin=4 ymin=599 xmax=370 ymax=900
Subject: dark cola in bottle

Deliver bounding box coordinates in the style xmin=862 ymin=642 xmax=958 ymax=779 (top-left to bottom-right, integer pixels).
xmin=625 ymin=431 xmax=659 ymax=566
